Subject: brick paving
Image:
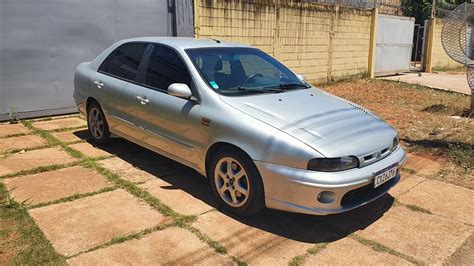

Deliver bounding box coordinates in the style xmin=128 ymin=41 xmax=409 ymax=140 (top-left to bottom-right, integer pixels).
xmin=0 ymin=115 xmax=473 ymax=264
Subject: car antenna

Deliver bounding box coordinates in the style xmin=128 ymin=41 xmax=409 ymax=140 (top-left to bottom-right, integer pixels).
xmin=207 ymin=37 xmax=221 ymax=44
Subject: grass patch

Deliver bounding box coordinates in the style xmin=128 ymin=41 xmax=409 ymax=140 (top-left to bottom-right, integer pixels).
xmin=288 ymin=255 xmax=306 ymax=266
xmin=401 ymin=167 xmax=416 ymax=174
xmin=0 ymin=144 xmax=57 ymax=156
xmin=7 ymin=119 xmax=239 ymax=263
xmin=50 ymin=125 xmax=88 ymax=133
xmin=0 ymin=162 xmax=81 ymax=180
xmin=288 ymin=243 xmax=328 ymax=266
xmin=0 ymin=182 xmax=66 ymax=265
xmin=405 ymin=204 xmax=432 ymax=214
xmin=322 ymin=79 xmax=473 ymax=189
xmin=351 ymin=234 xmax=423 ymax=265
xmin=231 ymin=256 xmax=248 ymax=266
xmin=28 ymin=186 xmax=118 ymax=210
xmin=68 ymin=223 xmax=173 ymax=259
xmin=80 ymin=159 xmax=183 ymax=219
xmin=180 ymin=223 xmax=227 ymax=254
xmin=446 ymin=143 xmax=474 ymax=170
xmin=0 ymin=133 xmax=30 ymax=139
xmin=21 ymin=121 xmax=61 ymax=146
xmin=432 ymin=65 xmax=465 ymax=73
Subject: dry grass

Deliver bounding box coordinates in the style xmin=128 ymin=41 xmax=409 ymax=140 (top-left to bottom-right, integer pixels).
xmin=321 ymin=79 xmax=473 ymax=189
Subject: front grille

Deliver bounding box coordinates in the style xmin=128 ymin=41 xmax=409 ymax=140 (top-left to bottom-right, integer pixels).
xmin=358 ymin=144 xmax=394 ymax=167
xmin=340 ymin=173 xmax=399 ymax=207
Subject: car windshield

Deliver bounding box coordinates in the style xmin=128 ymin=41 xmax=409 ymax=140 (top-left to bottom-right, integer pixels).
xmin=186 ymin=47 xmax=309 ymax=95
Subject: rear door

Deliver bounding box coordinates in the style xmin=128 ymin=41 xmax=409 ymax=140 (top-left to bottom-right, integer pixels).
xmin=128 ymin=44 xmax=201 ymax=165
xmin=94 ymin=42 xmax=150 ymax=139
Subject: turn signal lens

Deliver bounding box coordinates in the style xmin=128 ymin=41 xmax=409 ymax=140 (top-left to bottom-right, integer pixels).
xmin=307 ymin=156 xmax=359 ymax=172
xmin=391 ymin=136 xmax=399 ymax=152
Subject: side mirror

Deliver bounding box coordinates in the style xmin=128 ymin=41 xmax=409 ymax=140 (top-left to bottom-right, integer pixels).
xmin=168 ymin=83 xmax=192 ymax=100
xmin=296 ymin=74 xmax=305 ymax=82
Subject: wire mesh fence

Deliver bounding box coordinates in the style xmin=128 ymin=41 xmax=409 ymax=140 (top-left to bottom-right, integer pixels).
xmin=438 ymin=2 xmax=474 ymax=90
xmin=303 ymin=0 xmax=402 ymax=10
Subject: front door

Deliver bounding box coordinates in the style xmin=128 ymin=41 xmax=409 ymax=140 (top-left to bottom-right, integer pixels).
xmin=130 ymin=44 xmax=201 ymax=166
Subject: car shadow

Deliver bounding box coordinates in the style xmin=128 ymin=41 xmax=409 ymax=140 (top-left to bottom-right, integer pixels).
xmin=75 ymin=133 xmax=394 ymax=244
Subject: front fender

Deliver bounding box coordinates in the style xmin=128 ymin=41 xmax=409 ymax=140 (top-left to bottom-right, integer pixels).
xmin=198 ymin=104 xmax=323 ymax=171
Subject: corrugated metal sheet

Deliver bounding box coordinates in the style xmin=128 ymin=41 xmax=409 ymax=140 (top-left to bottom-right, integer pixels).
xmin=375 ymin=14 xmax=415 ymax=75
xmin=0 ymin=0 xmax=194 ymax=121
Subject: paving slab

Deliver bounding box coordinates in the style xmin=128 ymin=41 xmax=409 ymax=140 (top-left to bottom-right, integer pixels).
xmin=32 ymin=117 xmax=86 ymax=131
xmin=3 ymin=166 xmax=110 ymax=205
xmin=192 ymin=210 xmax=337 ymax=264
xmin=69 ymin=142 xmax=112 ymax=158
xmin=303 ymin=238 xmax=411 ymax=265
xmin=139 ymin=178 xmax=214 ymax=216
xmin=67 ymin=227 xmax=231 ymax=265
xmin=52 ymin=129 xmax=89 ymax=143
xmin=28 ymin=189 xmax=170 ymax=256
xmin=0 ymin=135 xmax=47 ymax=153
xmin=447 ymin=233 xmax=474 ymax=266
xmin=99 ymin=157 xmax=157 ymax=183
xmin=397 ymin=179 xmax=474 ymax=225
xmin=357 ymin=206 xmax=473 ymax=264
xmin=0 ymin=123 xmax=30 ymax=138
xmin=389 ymin=173 xmax=427 ymax=198
xmin=403 ymin=153 xmax=441 ymax=177
xmin=380 ymin=72 xmax=471 ymax=95
xmin=0 ymin=147 xmax=77 ymax=176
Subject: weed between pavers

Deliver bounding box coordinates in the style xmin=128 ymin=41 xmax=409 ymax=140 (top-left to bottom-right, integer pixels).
xmin=288 ymin=243 xmax=329 ymax=266
xmin=0 ymin=143 xmax=56 ymax=156
xmin=350 ymin=234 xmax=424 ymax=265
xmin=404 ymin=204 xmax=433 ymax=215
xmin=11 ymin=120 xmax=239 ymax=262
xmin=67 ymin=222 xmax=174 ymax=259
xmin=4 ymin=118 xmax=430 ymax=265
xmin=0 ymin=182 xmax=67 ymax=265
xmin=27 ymin=186 xmax=119 ymax=210
xmin=0 ymin=162 xmax=82 ymax=180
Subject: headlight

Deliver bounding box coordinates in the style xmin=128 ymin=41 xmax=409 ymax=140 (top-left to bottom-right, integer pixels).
xmin=307 ymin=156 xmax=359 ymax=172
xmin=391 ymin=136 xmax=399 ymax=152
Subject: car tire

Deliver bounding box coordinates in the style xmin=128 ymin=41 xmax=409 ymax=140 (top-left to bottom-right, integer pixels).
xmin=209 ymin=147 xmax=265 ymax=216
xmin=87 ymin=101 xmax=111 ymax=144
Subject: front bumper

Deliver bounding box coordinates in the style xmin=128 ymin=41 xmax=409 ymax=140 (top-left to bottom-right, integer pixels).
xmin=255 ymin=147 xmax=407 ymax=215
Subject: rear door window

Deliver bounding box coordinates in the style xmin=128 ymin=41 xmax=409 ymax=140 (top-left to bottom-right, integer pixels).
xmin=99 ymin=42 xmax=148 ymax=82
xmin=143 ymin=44 xmax=191 ymax=91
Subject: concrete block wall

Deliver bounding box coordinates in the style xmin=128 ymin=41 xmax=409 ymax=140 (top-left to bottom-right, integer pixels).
xmin=332 ymin=10 xmax=372 ymax=78
xmin=194 ymin=0 xmax=373 ymax=84
xmin=431 ymin=19 xmax=463 ymax=70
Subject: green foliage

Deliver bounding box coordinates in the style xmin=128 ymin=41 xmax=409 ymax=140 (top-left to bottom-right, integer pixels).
xmin=8 ymin=106 xmax=19 ymax=124
xmin=401 ymin=0 xmax=433 ymax=24
xmin=401 ymin=0 xmax=467 ymax=24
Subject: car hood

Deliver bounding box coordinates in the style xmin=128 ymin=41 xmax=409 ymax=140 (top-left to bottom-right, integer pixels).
xmin=220 ymin=88 xmax=397 ymax=158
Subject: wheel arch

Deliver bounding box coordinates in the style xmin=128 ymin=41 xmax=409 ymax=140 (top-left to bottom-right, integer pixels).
xmin=205 ymin=142 xmax=255 ymax=179
xmin=86 ymin=97 xmax=100 ymax=111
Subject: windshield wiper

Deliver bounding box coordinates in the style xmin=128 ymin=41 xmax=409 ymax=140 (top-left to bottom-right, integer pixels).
xmin=236 ymin=86 xmax=284 ymax=93
xmin=265 ymin=83 xmax=311 ymax=90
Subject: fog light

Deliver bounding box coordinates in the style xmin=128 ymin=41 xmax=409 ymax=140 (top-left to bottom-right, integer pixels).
xmin=316 ymin=191 xmax=336 ymax=204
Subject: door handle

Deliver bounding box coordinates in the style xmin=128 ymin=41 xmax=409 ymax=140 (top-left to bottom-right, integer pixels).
xmin=136 ymin=95 xmax=149 ymax=105
xmin=94 ymin=80 xmax=104 ymax=89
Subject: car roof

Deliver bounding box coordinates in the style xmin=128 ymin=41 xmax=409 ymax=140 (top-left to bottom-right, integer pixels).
xmin=119 ymin=37 xmax=253 ymax=50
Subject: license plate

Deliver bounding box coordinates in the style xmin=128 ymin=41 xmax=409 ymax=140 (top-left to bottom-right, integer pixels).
xmin=373 ymin=163 xmax=398 ymax=188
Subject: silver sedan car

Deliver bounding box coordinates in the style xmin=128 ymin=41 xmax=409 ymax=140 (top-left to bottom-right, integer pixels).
xmin=74 ymin=37 xmax=406 ymax=216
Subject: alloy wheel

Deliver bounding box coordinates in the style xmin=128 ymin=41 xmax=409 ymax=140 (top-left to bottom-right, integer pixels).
xmin=214 ymin=157 xmax=250 ymax=208
xmin=88 ymin=107 xmax=104 ymax=139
